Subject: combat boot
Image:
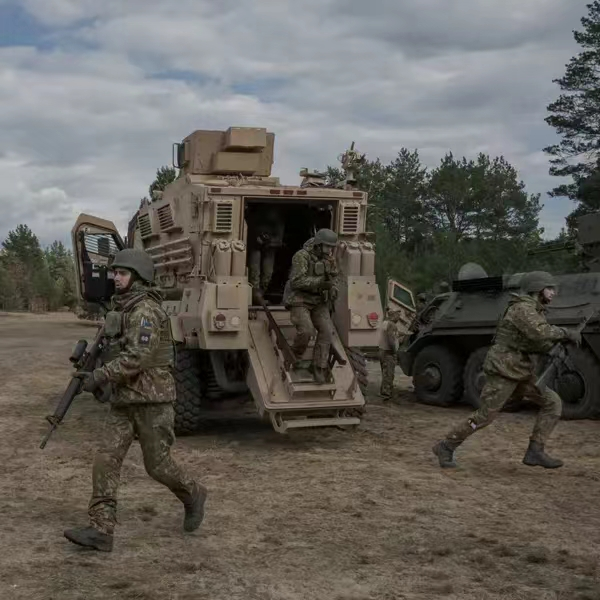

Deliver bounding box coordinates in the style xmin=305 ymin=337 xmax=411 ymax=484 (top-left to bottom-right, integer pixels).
xmin=183 ymin=483 xmax=208 ymax=532
xmin=64 ymin=526 xmax=113 ymax=552
xmin=432 ymin=440 xmax=459 ymax=468
xmin=312 ymin=366 xmax=327 ymax=384
xmin=522 ymin=441 xmax=563 ymax=469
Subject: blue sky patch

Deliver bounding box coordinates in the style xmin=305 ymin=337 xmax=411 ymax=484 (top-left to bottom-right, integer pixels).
xmin=0 ymin=3 xmax=53 ymax=48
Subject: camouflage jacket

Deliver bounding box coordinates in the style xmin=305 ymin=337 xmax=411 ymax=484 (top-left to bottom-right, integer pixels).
xmin=378 ymin=320 xmax=407 ymax=353
xmin=93 ymin=281 xmax=175 ymax=405
xmin=484 ymin=294 xmax=568 ymax=380
xmin=283 ymin=239 xmax=340 ymax=307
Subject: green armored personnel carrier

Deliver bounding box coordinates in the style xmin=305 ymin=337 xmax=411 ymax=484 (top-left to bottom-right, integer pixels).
xmin=399 ymin=212 xmax=600 ymax=420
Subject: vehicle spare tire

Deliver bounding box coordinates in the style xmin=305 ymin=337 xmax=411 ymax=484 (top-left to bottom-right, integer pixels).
xmin=552 ymin=346 xmax=600 ymax=420
xmin=173 ymin=347 xmax=203 ymax=435
xmin=412 ymin=344 xmax=464 ymax=407
xmin=463 ymin=346 xmax=489 ymax=409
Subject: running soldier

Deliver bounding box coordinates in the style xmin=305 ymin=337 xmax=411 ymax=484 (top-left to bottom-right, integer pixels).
xmin=432 ymin=271 xmax=580 ymax=469
xmin=64 ymin=249 xmax=207 ymax=552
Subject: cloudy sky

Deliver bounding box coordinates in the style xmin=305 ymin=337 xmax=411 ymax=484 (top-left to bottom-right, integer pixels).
xmin=0 ymin=0 xmax=589 ymax=247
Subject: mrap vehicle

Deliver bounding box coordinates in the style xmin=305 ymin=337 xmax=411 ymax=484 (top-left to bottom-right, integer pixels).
xmin=71 ymin=126 xmax=416 ymax=434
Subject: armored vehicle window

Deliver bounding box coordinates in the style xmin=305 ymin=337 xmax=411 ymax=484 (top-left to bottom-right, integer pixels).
xmin=83 ymin=233 xmax=120 ymax=264
xmin=392 ymin=284 xmax=414 ymax=309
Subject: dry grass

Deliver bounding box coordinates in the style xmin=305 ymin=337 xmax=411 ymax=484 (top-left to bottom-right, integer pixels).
xmin=0 ymin=312 xmax=599 ymax=600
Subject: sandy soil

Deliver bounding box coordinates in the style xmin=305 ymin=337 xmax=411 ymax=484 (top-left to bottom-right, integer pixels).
xmin=0 ymin=311 xmax=599 ymax=600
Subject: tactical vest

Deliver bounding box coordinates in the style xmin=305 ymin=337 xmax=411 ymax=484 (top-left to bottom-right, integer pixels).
xmin=284 ymin=250 xmax=334 ymax=302
xmin=102 ymin=296 xmax=174 ymax=369
xmin=492 ymin=298 xmax=546 ymax=354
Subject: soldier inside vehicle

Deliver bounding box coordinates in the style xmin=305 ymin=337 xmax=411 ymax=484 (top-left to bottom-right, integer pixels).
xmin=244 ymin=199 xmax=334 ymax=305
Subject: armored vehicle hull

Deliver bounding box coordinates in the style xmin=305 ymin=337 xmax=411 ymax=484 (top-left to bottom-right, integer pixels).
xmin=400 ymin=270 xmax=600 ymax=420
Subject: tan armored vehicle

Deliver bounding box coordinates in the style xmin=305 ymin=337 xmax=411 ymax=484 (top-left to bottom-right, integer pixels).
xmin=71 ymin=127 xmax=415 ymax=434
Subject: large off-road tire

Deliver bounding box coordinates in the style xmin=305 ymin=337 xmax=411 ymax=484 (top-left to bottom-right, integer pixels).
xmin=463 ymin=346 xmax=489 ymax=408
xmin=173 ymin=348 xmax=203 ymax=435
xmin=553 ymin=346 xmax=600 ymax=420
xmin=412 ymin=344 xmax=464 ymax=407
xmin=347 ymin=347 xmax=368 ymax=396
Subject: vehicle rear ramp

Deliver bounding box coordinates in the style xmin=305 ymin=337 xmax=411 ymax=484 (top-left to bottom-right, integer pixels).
xmin=246 ymin=307 xmax=365 ymax=432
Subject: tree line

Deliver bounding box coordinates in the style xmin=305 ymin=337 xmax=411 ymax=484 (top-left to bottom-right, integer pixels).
xmin=0 ymin=151 xmax=580 ymax=315
xmin=0 ymin=224 xmax=77 ymax=311
xmin=325 ymin=151 xmax=576 ymax=294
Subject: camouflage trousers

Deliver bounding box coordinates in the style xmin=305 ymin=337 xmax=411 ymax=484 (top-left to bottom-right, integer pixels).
xmin=379 ymin=350 xmax=396 ymax=399
xmin=88 ymin=403 xmax=197 ymax=534
xmin=248 ymin=247 xmax=276 ymax=292
xmin=290 ymin=304 xmax=333 ymax=369
xmin=445 ymin=374 xmax=562 ymax=448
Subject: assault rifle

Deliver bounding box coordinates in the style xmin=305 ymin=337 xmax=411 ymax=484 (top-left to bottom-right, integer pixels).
xmin=319 ymin=272 xmax=347 ymax=367
xmin=40 ymin=325 xmax=110 ymax=449
xmin=535 ymin=311 xmax=596 ymax=393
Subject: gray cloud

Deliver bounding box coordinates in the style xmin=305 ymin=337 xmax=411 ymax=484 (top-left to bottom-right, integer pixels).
xmin=0 ymin=0 xmax=592 ymax=249
xmin=331 ymin=0 xmax=579 ymax=55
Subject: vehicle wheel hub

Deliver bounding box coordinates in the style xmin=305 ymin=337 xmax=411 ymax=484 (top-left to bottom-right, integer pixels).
xmin=421 ymin=364 xmax=442 ymax=392
xmin=556 ymin=371 xmax=585 ymax=405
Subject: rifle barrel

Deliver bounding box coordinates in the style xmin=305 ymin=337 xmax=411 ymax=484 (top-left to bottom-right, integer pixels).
xmin=39 ymin=325 xmax=106 ymax=449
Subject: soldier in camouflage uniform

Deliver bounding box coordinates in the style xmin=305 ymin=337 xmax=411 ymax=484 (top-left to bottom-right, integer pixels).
xmin=283 ymin=229 xmax=339 ymax=384
xmin=433 ymin=271 xmax=581 ymax=470
xmin=64 ymin=249 xmax=207 ymax=552
xmin=378 ymin=308 xmax=407 ymax=400
xmin=247 ymin=207 xmax=285 ymax=303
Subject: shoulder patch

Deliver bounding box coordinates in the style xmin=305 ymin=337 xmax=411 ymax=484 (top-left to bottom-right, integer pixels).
xmin=138 ymin=328 xmax=152 ymax=345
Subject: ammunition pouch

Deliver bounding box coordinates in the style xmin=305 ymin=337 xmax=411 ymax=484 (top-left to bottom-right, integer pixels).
xmin=104 ymin=311 xmax=122 ymax=337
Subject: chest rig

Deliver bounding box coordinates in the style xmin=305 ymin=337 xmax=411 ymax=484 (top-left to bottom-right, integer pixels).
xmin=492 ymin=297 xmax=545 ymax=354
xmin=102 ymin=293 xmax=174 ymax=369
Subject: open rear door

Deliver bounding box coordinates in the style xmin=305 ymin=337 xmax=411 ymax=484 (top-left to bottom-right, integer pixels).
xmin=71 ymin=214 xmax=124 ymax=304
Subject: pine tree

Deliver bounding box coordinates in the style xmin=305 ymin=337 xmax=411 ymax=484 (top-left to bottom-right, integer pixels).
xmin=544 ymin=1 xmax=600 ymax=226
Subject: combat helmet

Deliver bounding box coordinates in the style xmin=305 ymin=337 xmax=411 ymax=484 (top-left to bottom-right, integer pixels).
xmin=110 ymin=249 xmax=155 ymax=283
xmin=520 ymin=271 xmax=557 ymax=294
xmin=314 ymin=228 xmax=338 ymax=247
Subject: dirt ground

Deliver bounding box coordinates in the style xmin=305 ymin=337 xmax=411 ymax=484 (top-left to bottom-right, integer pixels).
xmin=1 ymin=312 xmax=599 ymax=600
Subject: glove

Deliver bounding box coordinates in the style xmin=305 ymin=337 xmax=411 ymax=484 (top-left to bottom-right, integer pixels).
xmin=74 ymin=371 xmax=99 ymax=393
xmin=563 ymin=328 xmax=582 ymax=346
xmin=93 ymin=384 xmax=112 ymax=404
xmin=320 ymin=280 xmax=333 ymax=291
